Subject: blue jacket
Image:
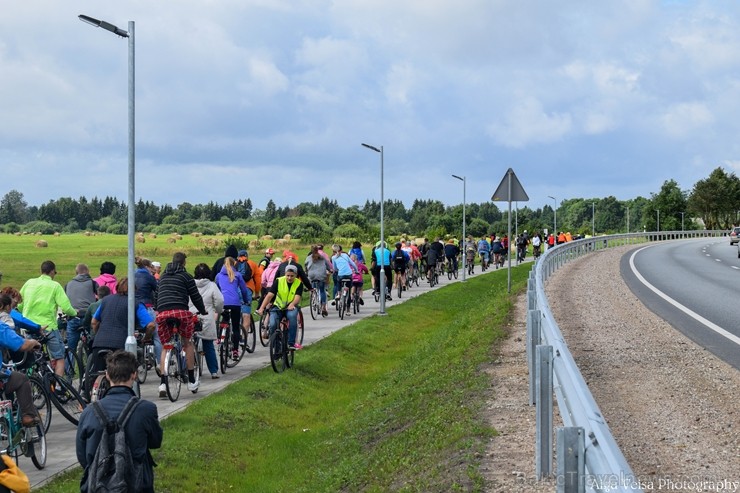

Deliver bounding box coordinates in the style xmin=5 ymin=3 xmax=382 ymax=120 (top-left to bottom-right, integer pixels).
xmin=76 ymin=386 xmax=163 ymax=493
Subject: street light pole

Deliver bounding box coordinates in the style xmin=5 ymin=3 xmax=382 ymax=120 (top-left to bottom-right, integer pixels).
xmin=547 ymin=195 xmax=557 ymax=238
xmin=591 ymin=202 xmax=595 ymax=237
xmin=657 ymin=210 xmax=660 ymax=232
xmin=680 ymin=212 xmax=685 ymax=232
xmin=362 ymin=143 xmax=386 ymax=315
xmin=452 ymin=175 xmax=466 ymax=281
xmin=80 ymin=15 xmax=137 ymax=355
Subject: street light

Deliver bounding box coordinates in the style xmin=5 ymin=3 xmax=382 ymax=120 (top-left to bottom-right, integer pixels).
xmin=547 ymin=196 xmax=557 ymax=238
xmin=680 ymin=212 xmax=685 ymax=232
xmin=452 ymin=174 xmax=466 ymax=281
xmin=656 ymin=210 xmax=660 ymax=232
xmin=80 ymin=14 xmax=137 ymax=355
xmin=362 ymin=143 xmax=386 ymax=315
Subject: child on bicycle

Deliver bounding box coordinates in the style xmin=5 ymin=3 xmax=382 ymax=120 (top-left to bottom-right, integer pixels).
xmin=350 ymin=253 xmax=369 ymax=305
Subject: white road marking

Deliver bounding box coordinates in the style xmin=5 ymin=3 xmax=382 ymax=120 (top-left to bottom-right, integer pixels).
xmin=629 ymin=246 xmax=740 ymax=347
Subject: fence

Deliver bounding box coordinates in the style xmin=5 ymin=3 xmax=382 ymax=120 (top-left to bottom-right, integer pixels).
xmin=527 ymin=230 xmax=726 ymax=493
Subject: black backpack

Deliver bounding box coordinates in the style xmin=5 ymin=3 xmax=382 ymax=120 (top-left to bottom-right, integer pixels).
xmin=393 ymin=249 xmax=406 ymax=268
xmin=87 ymin=397 xmax=143 ymax=493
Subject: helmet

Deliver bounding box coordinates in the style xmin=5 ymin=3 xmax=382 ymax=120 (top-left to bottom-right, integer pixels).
xmin=265 ymin=248 xmax=275 ymax=255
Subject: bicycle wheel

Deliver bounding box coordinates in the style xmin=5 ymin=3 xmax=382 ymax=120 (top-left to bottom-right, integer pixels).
xmin=447 ymin=263 xmax=453 ymax=280
xmin=309 ymin=290 xmax=318 ymax=320
xmin=352 ymin=293 xmax=359 ymax=314
xmin=227 ymin=326 xmax=246 ymax=368
xmin=136 ymin=346 xmax=148 ymax=384
xmin=165 ymin=348 xmax=182 ymax=402
xmin=373 ymin=289 xmax=379 ymax=302
xmin=29 ymin=423 xmax=46 ymax=469
xmin=269 ymin=329 xmax=287 ymax=373
xmin=0 ymin=417 xmax=9 ymax=456
xmin=195 ymin=338 xmax=204 ymax=378
xmin=219 ymin=326 xmax=230 ymax=374
xmin=338 ymin=290 xmax=346 ymax=320
xmin=29 ymin=375 xmax=51 ymax=434
xmin=244 ymin=317 xmax=256 ymax=354
xmin=45 ymin=373 xmax=86 ymax=426
xmin=453 ymin=265 xmax=458 ymax=279
xmin=90 ymin=374 xmax=110 ymax=402
xmin=64 ymin=347 xmax=84 ymax=392
xmin=259 ymin=313 xmax=270 ymax=347
xmin=297 ymin=309 xmax=305 ymax=345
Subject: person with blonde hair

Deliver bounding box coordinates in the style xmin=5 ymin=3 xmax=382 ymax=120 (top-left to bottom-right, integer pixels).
xmin=215 ymin=257 xmax=250 ymax=360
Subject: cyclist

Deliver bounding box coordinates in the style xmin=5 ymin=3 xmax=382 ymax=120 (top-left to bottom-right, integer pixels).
xmin=134 ymin=257 xmax=162 ymax=374
xmin=370 ymin=242 xmax=393 ymax=301
xmin=349 ymin=241 xmax=365 ymax=264
xmin=256 ymin=264 xmax=304 ymax=350
xmin=0 ymin=293 xmax=43 ymax=428
xmin=331 ymin=245 xmax=359 ymax=307
xmin=532 ymin=232 xmax=542 ymax=258
xmin=491 ymin=236 xmax=504 ymax=267
xmin=444 ymin=239 xmax=460 ymax=274
xmin=391 ymin=242 xmax=410 ymax=292
xmin=215 ymin=257 xmax=251 ymax=361
xmin=515 ymin=233 xmax=528 ymax=263
xmin=477 ymin=237 xmax=491 ymax=268
xmin=155 ymin=252 xmax=208 ymax=397
xmin=90 ymin=277 xmax=156 ymax=375
xmin=425 ymin=243 xmax=439 ymax=281
xmin=64 ymin=263 xmax=98 ymax=364
xmin=350 ymin=253 xmax=369 ymax=305
xmin=236 ymin=250 xmax=261 ymax=336
xmin=418 ymin=238 xmax=430 ymax=276
xmin=305 ymin=245 xmax=332 ymax=317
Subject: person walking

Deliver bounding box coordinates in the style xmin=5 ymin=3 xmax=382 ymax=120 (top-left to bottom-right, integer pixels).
xmin=190 ymin=264 xmax=224 ymax=379
xmin=76 ymin=350 xmax=163 ymax=493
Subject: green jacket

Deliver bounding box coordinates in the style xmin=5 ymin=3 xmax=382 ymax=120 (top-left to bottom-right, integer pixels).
xmin=19 ymin=274 xmax=77 ymax=331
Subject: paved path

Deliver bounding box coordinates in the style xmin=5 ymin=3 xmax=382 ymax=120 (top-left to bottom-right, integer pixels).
xmin=28 ymin=260 xmax=521 ymax=489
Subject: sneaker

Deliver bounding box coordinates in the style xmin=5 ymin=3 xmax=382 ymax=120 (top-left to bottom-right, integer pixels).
xmin=21 ymin=415 xmax=39 ymax=428
xmin=289 ymin=343 xmax=303 ymax=350
xmin=386 ymin=295 xmax=392 ymax=301
xmin=187 ymin=380 xmax=200 ymax=393
xmin=322 ymin=309 xmax=328 ymax=317
xmin=232 ymin=349 xmax=239 ymax=359
xmin=359 ymin=298 xmax=364 ymax=305
xmin=211 ymin=373 xmax=220 ymax=379
xmin=402 ymin=286 xmax=406 ymax=291
xmin=158 ymin=383 xmax=167 ymax=398
xmin=330 ymin=300 xmax=336 ymax=306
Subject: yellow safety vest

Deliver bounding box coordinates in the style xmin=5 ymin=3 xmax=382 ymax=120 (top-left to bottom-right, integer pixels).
xmin=275 ymin=277 xmax=301 ymax=309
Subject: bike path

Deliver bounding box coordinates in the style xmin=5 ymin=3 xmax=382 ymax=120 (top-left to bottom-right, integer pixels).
xmin=28 ymin=261 xmax=520 ymax=488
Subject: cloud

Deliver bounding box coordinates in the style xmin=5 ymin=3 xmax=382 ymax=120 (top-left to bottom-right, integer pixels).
xmin=486 ymin=97 xmax=572 ymax=148
xmin=658 ymin=102 xmax=714 ymax=138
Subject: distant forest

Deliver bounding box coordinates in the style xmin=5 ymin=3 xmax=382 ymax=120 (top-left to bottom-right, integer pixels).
xmin=1 ymin=167 xmax=738 ymax=242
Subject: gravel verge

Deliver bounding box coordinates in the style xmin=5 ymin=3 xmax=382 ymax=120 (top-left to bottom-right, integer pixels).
xmin=483 ymin=245 xmax=739 ymax=492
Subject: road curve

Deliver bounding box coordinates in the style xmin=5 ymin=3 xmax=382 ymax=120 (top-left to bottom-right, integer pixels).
xmin=620 ymin=237 xmax=740 ymax=370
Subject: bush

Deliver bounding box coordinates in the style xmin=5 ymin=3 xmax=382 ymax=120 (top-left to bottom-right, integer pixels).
xmin=23 ymin=221 xmax=58 ymax=235
xmin=333 ymin=223 xmax=363 ymax=240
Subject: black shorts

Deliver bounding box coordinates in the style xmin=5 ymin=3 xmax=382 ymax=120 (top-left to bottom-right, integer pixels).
xmin=394 ymin=265 xmax=407 ymax=273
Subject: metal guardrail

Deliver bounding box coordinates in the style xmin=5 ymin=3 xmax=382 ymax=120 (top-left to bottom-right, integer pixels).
xmin=527 ymin=230 xmax=725 ymax=493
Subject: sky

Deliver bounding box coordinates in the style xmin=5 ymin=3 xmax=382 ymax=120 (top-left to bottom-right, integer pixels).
xmin=2 ymin=1 xmax=740 ymax=213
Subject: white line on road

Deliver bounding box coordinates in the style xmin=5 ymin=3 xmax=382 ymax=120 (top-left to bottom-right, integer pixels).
xmin=629 ymin=246 xmax=740 ymax=347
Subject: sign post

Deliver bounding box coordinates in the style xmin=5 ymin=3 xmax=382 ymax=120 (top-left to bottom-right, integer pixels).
xmin=492 ymin=168 xmax=529 ymax=293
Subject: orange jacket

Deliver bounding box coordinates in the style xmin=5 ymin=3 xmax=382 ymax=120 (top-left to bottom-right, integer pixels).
xmin=243 ymin=259 xmax=262 ymax=294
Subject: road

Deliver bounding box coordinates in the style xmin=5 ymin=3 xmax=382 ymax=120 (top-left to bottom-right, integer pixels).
xmin=620 ymin=237 xmax=740 ymax=370
xmin=28 ymin=259 xmax=518 ymax=489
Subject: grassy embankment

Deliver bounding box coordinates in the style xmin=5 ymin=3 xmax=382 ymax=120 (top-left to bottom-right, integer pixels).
xmin=35 ymin=255 xmax=531 ymax=492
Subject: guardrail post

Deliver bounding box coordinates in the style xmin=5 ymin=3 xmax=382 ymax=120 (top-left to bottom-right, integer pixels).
xmin=528 ymin=277 xmax=537 ymax=310
xmin=527 ymin=309 xmax=541 ymax=405
xmin=557 ymin=427 xmax=585 ymax=493
xmin=536 ymin=344 xmax=553 ymax=478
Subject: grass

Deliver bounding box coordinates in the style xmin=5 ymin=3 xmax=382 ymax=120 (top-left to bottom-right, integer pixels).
xmin=37 ymin=264 xmax=531 ymax=493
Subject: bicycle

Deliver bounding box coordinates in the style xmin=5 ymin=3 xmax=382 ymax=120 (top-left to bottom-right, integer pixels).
xmin=218 ymin=308 xmax=247 ymax=373
xmin=309 ymin=282 xmax=322 ymax=320
xmin=446 ymin=258 xmax=456 ymax=280
xmin=466 ymin=251 xmax=475 ymax=275
xmin=268 ymin=310 xmax=301 ymax=373
xmin=162 ymin=321 xmax=199 ymax=402
xmin=258 ymin=307 xmax=271 ymax=348
xmin=135 ymin=331 xmax=154 ymax=385
xmin=33 ymin=335 xmax=87 ymax=426
xmin=351 ymin=286 xmax=361 ymax=314
xmin=394 ymin=270 xmax=403 ymax=299
xmin=3 ymin=354 xmax=52 ymax=435
xmin=408 ymin=262 xmax=420 ymax=287
xmin=63 ymin=336 xmax=85 ymax=393
xmin=0 ymin=393 xmax=46 ymax=470
xmin=479 ymin=252 xmax=489 ymax=271
xmin=336 ymin=278 xmax=351 ymax=320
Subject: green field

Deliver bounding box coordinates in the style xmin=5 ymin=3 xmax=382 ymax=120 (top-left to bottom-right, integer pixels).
xmin=28 ymin=237 xmax=530 ymax=493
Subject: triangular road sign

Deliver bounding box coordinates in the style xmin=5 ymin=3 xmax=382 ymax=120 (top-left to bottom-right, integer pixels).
xmin=491 ymin=168 xmax=529 ymax=201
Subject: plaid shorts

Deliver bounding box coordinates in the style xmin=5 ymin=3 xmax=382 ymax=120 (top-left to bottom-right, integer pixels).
xmin=156 ymin=309 xmax=197 ymax=344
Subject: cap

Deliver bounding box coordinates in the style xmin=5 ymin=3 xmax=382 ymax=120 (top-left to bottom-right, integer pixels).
xmin=265 ymin=248 xmax=275 ymax=255
xmin=285 ymin=265 xmax=298 ymax=274
xmin=238 ymin=249 xmax=248 ymax=257
xmin=151 ymin=261 xmax=161 ymax=268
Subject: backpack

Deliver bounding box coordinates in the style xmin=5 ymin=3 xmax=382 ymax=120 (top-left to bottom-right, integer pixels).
xmin=237 ymin=260 xmax=253 ymax=282
xmin=261 ymin=260 xmax=281 ymax=289
xmin=392 ymin=249 xmax=406 ymax=268
xmin=87 ymin=396 xmax=143 ymax=493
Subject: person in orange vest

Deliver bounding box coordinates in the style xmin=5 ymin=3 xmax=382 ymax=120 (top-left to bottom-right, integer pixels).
xmin=557 ymin=232 xmax=567 ymax=244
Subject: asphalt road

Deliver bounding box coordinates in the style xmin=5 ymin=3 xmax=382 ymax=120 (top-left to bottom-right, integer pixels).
xmin=26 ymin=258 xmax=519 ymax=489
xmin=620 ymin=237 xmax=740 ymax=370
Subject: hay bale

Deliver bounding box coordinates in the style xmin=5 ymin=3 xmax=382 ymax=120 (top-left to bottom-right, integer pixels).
xmin=191 ymin=232 xmax=201 ymax=237
xmin=166 ymin=237 xmax=177 ymax=244
xmin=260 ymin=235 xmax=273 ymax=241
xmin=275 ymin=239 xmax=286 ymax=247
xmin=13 ymin=232 xmax=21 ymax=237
xmin=53 ymin=232 xmax=61 ymax=237
xmin=136 ymin=236 xmax=146 ymax=243
xmin=283 ymin=234 xmax=292 ymax=241
xmin=84 ymin=231 xmax=92 ymax=236
xmin=248 ymin=239 xmax=260 ymax=249
xmin=149 ymin=233 xmax=157 ymax=239
xmin=36 ymin=240 xmax=48 ymax=248
xmin=237 ymin=232 xmax=247 ymax=237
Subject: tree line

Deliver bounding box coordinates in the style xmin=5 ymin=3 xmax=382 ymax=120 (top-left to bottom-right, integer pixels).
xmin=1 ymin=167 xmax=738 ymax=242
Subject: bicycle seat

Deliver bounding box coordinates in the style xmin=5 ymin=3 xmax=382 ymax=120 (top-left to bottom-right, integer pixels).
xmin=164 ymin=318 xmax=181 ymax=328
